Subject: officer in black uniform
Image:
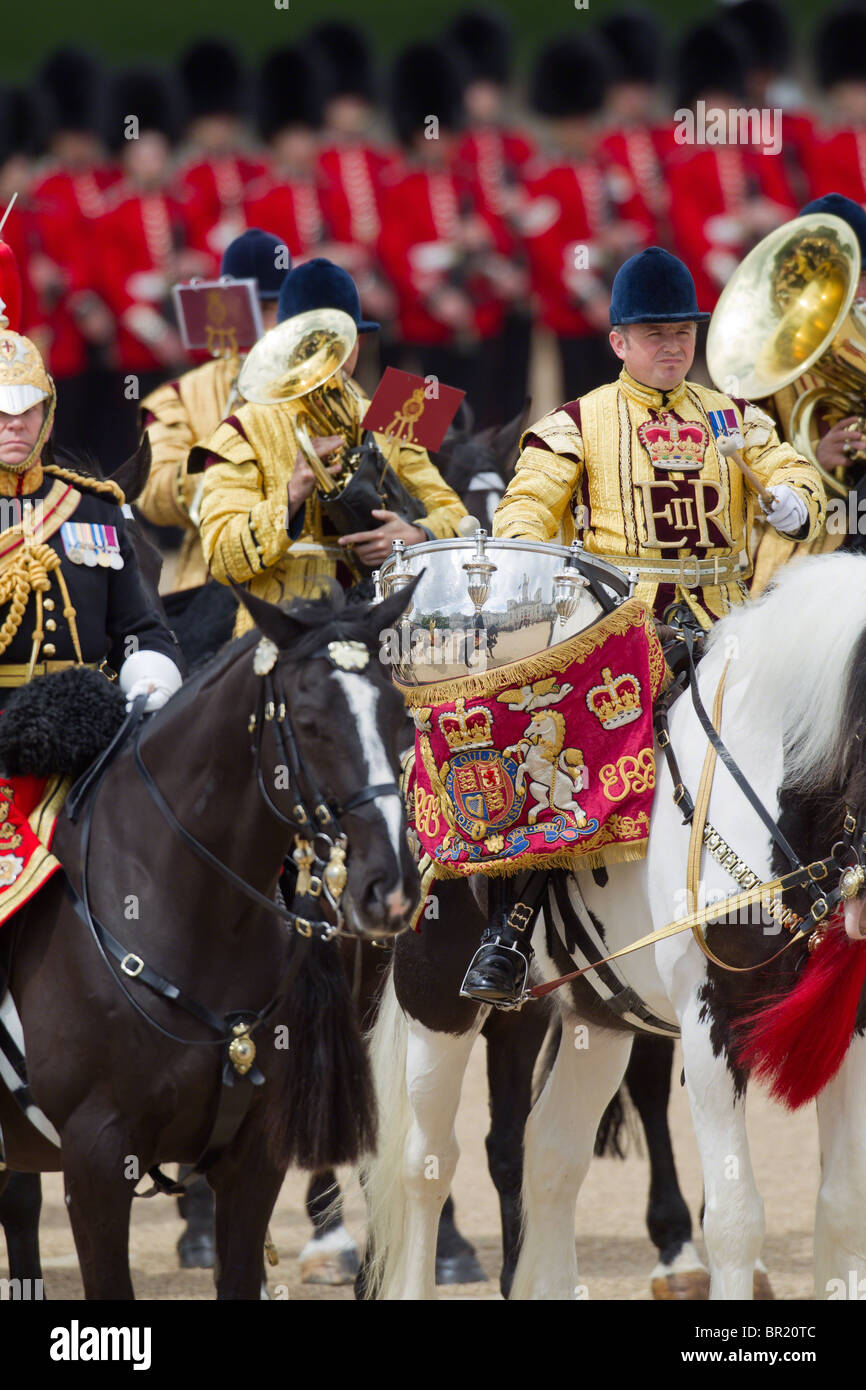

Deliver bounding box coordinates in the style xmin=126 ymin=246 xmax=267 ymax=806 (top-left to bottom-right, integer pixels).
xmin=0 ymin=319 xmax=181 ymax=700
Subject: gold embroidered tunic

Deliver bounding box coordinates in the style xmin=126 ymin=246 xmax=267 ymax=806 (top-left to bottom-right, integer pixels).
xmin=493 ymin=368 xmax=826 ymax=623
xmin=138 ymin=355 xmax=241 ymax=591
xmin=750 ymin=376 xmax=849 ymax=594
xmin=197 ymin=381 xmax=468 ymax=635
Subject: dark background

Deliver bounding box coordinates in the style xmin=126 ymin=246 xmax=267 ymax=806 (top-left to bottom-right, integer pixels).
xmin=0 ymin=0 xmax=842 ymax=80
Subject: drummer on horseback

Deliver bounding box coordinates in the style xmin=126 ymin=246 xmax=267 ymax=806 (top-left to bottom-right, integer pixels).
xmin=460 ymin=246 xmax=827 ymax=1003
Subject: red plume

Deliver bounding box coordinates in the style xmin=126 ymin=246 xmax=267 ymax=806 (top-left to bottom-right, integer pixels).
xmin=0 ymin=240 xmax=22 ymax=331
xmin=734 ymin=918 xmax=866 ymax=1109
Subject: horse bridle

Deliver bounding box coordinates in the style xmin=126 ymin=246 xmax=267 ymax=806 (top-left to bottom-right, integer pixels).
xmin=57 ymin=637 xmax=404 ymax=1194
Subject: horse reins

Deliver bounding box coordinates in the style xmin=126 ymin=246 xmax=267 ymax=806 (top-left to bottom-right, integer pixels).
xmin=528 ymin=631 xmax=866 ymax=1000
xmin=57 ymin=638 xmax=404 ymax=1193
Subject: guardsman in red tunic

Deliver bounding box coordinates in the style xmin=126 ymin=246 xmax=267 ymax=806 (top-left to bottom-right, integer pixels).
xmin=517 ymin=35 xmax=641 ymax=403
xmin=597 ymin=10 xmax=675 ymax=249
xmin=723 ymin=0 xmax=819 ymax=205
xmin=804 ymin=7 xmax=866 ymax=207
xmin=307 ymin=20 xmax=400 ymax=336
xmin=0 ymin=87 xmax=53 ymax=374
xmin=378 ymin=42 xmax=511 ymax=429
xmin=175 ymin=39 xmax=268 ymax=271
xmin=242 ymin=48 xmax=332 ymax=266
xmin=93 ymin=68 xmax=210 ymax=467
xmin=29 ymin=50 xmax=118 ymax=455
xmin=666 ymin=21 xmax=796 ymax=326
xmin=445 ymin=8 xmax=535 ymax=414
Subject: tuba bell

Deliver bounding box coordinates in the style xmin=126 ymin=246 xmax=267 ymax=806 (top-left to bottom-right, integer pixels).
xmin=706 ymin=213 xmax=866 ymax=498
xmin=237 ymin=308 xmax=425 ymax=549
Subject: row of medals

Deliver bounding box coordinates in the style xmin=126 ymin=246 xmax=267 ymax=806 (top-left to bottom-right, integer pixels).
xmin=66 ymin=543 xmax=123 ymax=570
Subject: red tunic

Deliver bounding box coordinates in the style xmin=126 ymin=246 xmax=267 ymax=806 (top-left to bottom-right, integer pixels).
xmin=667 ymin=144 xmax=797 ymax=311
xmin=242 ymin=176 xmax=328 ymax=261
xmin=518 ymin=155 xmax=611 ymax=337
xmin=94 ymin=187 xmax=199 ymax=372
xmin=599 ymin=124 xmax=675 ymax=246
xmin=801 ymin=126 xmax=866 ymax=206
xmin=317 ymin=141 xmax=399 ymax=249
xmin=376 ymin=165 xmax=506 ymax=344
xmin=179 ymin=154 xmax=270 ymax=267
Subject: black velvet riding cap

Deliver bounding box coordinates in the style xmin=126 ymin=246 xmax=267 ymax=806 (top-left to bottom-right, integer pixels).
xmin=799 ymin=193 xmax=866 ymax=260
xmin=220 ymin=229 xmax=291 ymax=301
xmin=277 ymin=257 xmax=380 ymax=333
xmin=609 ymin=247 xmax=711 ymax=326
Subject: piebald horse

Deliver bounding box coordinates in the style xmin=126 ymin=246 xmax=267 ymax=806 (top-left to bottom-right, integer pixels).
xmin=361 ymin=553 xmax=866 ymax=1299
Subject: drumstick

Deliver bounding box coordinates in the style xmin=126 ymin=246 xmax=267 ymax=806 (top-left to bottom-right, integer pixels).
xmin=715 ymin=434 xmax=775 ymax=508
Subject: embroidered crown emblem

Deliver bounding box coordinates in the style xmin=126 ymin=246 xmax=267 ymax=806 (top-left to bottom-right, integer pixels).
xmin=638 ymin=413 xmax=707 ymax=472
xmin=438 ymin=697 xmax=494 ymax=751
xmin=586 ymin=667 xmax=643 ymax=730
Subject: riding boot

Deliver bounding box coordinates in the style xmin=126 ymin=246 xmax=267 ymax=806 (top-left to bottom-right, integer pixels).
xmin=460 ymin=872 xmax=547 ymax=1005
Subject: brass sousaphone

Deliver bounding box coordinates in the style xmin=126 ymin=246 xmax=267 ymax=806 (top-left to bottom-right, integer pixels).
xmin=237 ymin=308 xmax=425 ymax=547
xmin=706 ymin=213 xmax=866 ymax=498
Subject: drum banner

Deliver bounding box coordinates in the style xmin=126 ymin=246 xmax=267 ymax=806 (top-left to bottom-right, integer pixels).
xmin=398 ymin=599 xmax=667 ymax=879
xmin=0 ymin=774 xmax=68 ymax=928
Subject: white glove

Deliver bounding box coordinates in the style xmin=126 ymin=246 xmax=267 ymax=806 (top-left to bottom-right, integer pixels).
xmin=119 ymin=649 xmax=183 ymax=713
xmin=762 ymin=484 xmax=808 ymax=536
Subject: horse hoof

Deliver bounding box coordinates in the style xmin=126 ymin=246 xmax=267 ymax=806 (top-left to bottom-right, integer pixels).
xmin=300 ymin=1242 xmax=360 ymax=1286
xmin=754 ymin=1269 xmax=775 ymax=1300
xmin=177 ymin=1232 xmax=215 ymax=1270
xmin=300 ymin=1226 xmax=360 ymax=1285
xmin=436 ymin=1252 xmax=486 ymax=1285
xmin=651 ymin=1270 xmax=711 ymax=1300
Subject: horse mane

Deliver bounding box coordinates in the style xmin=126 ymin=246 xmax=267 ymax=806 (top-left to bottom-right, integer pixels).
xmin=159 ymin=582 xmax=384 ymax=716
xmin=704 ymin=553 xmax=866 ymax=792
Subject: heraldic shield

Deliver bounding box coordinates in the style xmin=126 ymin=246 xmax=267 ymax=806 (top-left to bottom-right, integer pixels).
xmin=400 ymin=597 xmax=668 ymax=879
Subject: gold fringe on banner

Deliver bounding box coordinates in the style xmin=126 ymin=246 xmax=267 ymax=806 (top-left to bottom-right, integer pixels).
xmin=394 ymin=599 xmax=667 ymax=707
xmin=423 ymin=814 xmax=651 ymax=879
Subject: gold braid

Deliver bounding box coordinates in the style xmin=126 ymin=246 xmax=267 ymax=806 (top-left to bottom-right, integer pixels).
xmin=43 ymin=463 xmax=125 ymax=505
xmin=0 ymin=530 xmax=85 ymax=671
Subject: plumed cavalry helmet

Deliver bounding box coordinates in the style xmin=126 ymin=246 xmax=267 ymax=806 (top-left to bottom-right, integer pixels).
xmin=0 ymin=323 xmax=56 ymax=472
xmin=609 ymin=247 xmax=711 ymax=325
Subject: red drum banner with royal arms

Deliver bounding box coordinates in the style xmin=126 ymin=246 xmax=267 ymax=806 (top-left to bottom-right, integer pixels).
xmin=399 ymin=599 xmax=667 ymax=878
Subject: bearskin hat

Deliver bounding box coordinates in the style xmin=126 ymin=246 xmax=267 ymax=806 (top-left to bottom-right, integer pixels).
xmin=529 ymin=35 xmax=612 ymax=118
xmin=389 ymin=42 xmax=465 ymax=144
xmin=0 ymin=87 xmax=49 ymax=165
xmin=724 ymin=0 xmax=793 ymax=74
xmin=597 ymin=9 xmax=665 ymax=85
xmin=178 ymin=38 xmax=247 ymax=119
xmin=256 ymin=46 xmax=326 ymax=140
xmin=306 ymin=21 xmax=378 ymax=104
xmin=815 ymin=4 xmax=866 ymax=89
xmin=103 ymin=66 xmax=184 ymax=152
xmin=38 ymin=47 xmax=107 ymax=135
xmin=444 ymin=8 xmax=513 ymax=86
xmin=671 ymin=20 xmax=748 ymax=110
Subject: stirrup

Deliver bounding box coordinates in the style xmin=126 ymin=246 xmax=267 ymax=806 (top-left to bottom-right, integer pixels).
xmin=459 ymin=937 xmax=530 ymax=1010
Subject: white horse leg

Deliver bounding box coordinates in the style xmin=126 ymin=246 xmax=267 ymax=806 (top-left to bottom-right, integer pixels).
xmin=679 ymin=999 xmax=764 ymax=1300
xmin=815 ymin=1033 xmax=866 ymax=1300
xmin=361 ymin=968 xmax=486 ymax=1300
xmin=394 ymin=1013 xmax=487 ymax=1300
xmin=510 ymin=1013 xmax=632 ymax=1300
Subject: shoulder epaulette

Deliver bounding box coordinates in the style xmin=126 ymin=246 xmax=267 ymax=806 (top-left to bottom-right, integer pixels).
xmin=44 ymin=463 xmax=125 ymax=505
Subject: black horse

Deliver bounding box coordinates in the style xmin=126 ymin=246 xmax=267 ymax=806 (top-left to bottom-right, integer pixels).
xmin=0 ymin=580 xmax=418 ymax=1298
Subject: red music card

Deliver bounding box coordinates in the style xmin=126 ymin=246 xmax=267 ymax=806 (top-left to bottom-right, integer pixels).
xmin=362 ymin=368 xmax=465 ymax=452
xmin=172 ymin=279 xmax=263 ymax=354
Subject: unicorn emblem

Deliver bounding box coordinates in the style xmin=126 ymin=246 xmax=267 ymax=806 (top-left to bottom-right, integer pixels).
xmin=498 ymin=678 xmax=588 ymax=826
